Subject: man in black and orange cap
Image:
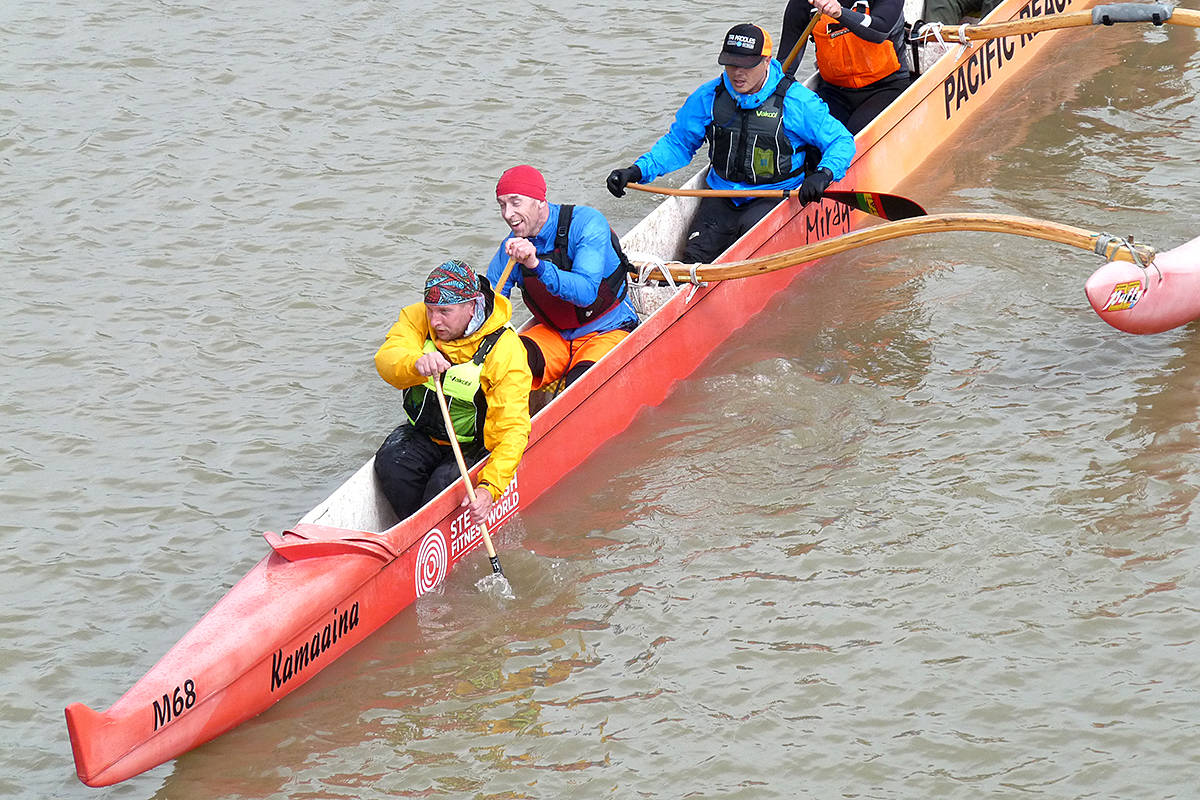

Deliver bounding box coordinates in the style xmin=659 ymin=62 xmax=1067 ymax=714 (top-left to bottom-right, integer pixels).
xmin=606 ymin=23 xmax=855 ymax=263
xmin=373 ymin=258 xmax=532 ymax=523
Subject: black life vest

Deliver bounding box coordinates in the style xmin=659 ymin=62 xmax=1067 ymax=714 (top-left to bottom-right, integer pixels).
xmin=519 ymin=204 xmax=632 ymax=332
xmin=706 ymin=76 xmax=809 ymax=185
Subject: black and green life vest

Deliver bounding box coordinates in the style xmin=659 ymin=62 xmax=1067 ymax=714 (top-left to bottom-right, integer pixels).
xmin=706 ymin=76 xmax=810 ymax=185
xmin=403 ymin=328 xmax=506 ymax=444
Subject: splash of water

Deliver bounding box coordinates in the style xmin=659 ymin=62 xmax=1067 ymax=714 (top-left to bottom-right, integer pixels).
xmin=475 ymin=571 xmax=515 ymax=600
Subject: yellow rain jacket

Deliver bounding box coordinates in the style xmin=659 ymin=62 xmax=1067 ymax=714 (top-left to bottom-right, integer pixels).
xmin=374 ymin=288 xmax=532 ymax=501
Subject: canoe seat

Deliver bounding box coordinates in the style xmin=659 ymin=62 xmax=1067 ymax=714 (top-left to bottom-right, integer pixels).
xmin=264 ymin=524 xmax=398 ymax=563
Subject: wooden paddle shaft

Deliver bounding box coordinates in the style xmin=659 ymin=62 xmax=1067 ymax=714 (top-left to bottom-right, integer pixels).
xmin=921 ymin=5 xmax=1198 ymax=44
xmin=427 ymin=258 xmax=511 ymax=569
xmin=628 ymin=182 xmax=808 ymax=200
xmin=780 ymin=12 xmax=822 ymax=73
xmin=631 ymin=213 xmax=1159 ymax=283
xmin=432 ymin=380 xmax=500 ymax=563
xmin=493 ymin=255 xmax=517 ymax=295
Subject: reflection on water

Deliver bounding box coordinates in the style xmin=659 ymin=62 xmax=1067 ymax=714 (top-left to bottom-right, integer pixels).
xmin=4 ymin=2 xmax=1200 ymax=799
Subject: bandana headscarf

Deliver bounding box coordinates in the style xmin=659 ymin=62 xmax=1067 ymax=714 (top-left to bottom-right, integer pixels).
xmin=424 ymin=259 xmax=481 ymax=305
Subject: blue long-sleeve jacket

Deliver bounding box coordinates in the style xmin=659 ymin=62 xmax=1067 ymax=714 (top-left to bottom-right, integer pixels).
xmin=634 ymin=60 xmax=855 ymax=197
xmin=487 ymin=202 xmax=639 ymax=341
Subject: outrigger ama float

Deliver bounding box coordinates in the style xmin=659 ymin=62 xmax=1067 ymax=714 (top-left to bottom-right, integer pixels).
xmin=66 ymin=0 xmax=1193 ymax=787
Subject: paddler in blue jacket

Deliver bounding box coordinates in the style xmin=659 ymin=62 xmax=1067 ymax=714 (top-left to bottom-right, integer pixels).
xmin=606 ymin=23 xmax=856 ymax=264
xmin=487 ymin=164 xmax=639 ymax=391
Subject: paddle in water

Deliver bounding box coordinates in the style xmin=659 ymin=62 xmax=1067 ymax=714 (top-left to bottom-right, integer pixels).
xmin=432 ymin=379 xmax=514 ymax=599
xmin=625 ymin=182 xmax=926 ymax=222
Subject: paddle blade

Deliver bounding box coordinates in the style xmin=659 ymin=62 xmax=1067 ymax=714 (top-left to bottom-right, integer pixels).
xmin=825 ymin=190 xmax=926 ymax=221
xmin=476 ymin=570 xmax=515 ymax=599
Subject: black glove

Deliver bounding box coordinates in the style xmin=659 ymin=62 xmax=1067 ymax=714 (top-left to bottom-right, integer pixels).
xmin=606 ymin=164 xmax=642 ymax=198
xmin=798 ymin=167 xmax=833 ymax=204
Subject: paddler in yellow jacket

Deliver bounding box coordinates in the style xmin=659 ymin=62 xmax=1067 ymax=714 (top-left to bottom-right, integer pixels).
xmin=373 ymin=258 xmax=532 ymax=524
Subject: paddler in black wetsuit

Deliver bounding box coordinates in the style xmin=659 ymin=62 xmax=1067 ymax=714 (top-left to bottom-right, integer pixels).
xmin=779 ymin=0 xmax=912 ymax=134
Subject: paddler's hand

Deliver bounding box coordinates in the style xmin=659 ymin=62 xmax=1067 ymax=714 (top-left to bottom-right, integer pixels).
xmin=798 ymin=167 xmax=834 ymax=204
xmin=810 ymin=0 xmax=843 ymax=19
xmin=606 ymin=164 xmax=642 ymax=198
xmin=503 ymin=237 xmax=540 ymax=271
xmin=415 ymin=351 xmax=451 ymax=377
xmin=463 ymin=486 xmax=494 ymax=527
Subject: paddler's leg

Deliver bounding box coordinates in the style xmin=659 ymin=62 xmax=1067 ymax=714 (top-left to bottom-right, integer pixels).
xmin=977 ymin=0 xmax=1004 ymax=21
xmin=815 ymin=80 xmax=854 ymax=131
xmin=682 ymin=196 xmax=781 ymax=263
xmin=833 ymin=74 xmax=911 ymax=135
xmin=682 ymin=196 xmax=741 ymax=264
xmin=373 ymin=424 xmax=446 ymax=519
xmin=518 ymin=324 xmax=570 ymax=390
xmin=421 ymin=442 xmax=487 ymax=505
xmin=922 ymin=0 xmax=970 ymax=25
xmin=560 ymin=327 xmax=632 ymax=386
xmin=922 ymin=0 xmax=1000 ymax=25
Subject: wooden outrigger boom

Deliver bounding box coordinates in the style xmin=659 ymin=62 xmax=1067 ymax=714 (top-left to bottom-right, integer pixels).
xmin=914 ymin=2 xmax=1198 ymax=45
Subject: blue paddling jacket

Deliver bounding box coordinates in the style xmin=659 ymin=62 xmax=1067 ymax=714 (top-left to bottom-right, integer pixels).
xmin=634 ymin=59 xmax=855 ymax=200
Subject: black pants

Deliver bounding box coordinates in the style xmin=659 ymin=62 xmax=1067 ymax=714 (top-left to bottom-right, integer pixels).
xmin=683 ymin=195 xmax=781 ymax=263
xmin=373 ymin=424 xmax=487 ymax=520
xmin=816 ymin=73 xmax=912 ymax=135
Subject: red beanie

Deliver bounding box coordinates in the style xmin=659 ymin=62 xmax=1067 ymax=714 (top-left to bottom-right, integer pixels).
xmin=496 ymin=164 xmax=547 ymax=202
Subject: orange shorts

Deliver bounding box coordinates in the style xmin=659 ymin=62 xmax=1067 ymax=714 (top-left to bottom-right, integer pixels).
xmin=519 ymin=324 xmax=630 ymax=390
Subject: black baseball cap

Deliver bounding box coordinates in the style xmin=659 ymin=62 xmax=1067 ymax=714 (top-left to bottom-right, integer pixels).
xmin=718 ymin=23 xmax=773 ymax=68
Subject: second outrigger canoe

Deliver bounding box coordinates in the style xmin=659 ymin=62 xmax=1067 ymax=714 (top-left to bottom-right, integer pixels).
xmin=66 ymin=0 xmax=1110 ymax=786
xmin=1085 ymin=236 xmax=1200 ymax=333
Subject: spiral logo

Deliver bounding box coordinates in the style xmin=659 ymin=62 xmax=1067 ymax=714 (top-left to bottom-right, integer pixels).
xmin=415 ymin=528 xmax=448 ymax=597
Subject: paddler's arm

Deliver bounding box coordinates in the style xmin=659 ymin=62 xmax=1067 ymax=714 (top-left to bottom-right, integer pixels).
xmin=811 ymin=0 xmax=903 ymax=42
xmin=512 ymin=209 xmax=611 ymax=306
xmin=476 ymin=329 xmax=533 ymax=501
xmin=374 ymin=303 xmax=435 ymax=390
xmin=782 ymin=85 xmax=855 ymax=181
xmin=778 ymin=0 xmax=815 ymax=66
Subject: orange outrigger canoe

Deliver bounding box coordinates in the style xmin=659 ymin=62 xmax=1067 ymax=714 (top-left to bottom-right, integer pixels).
xmin=67 ymin=0 xmax=1133 ymax=786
